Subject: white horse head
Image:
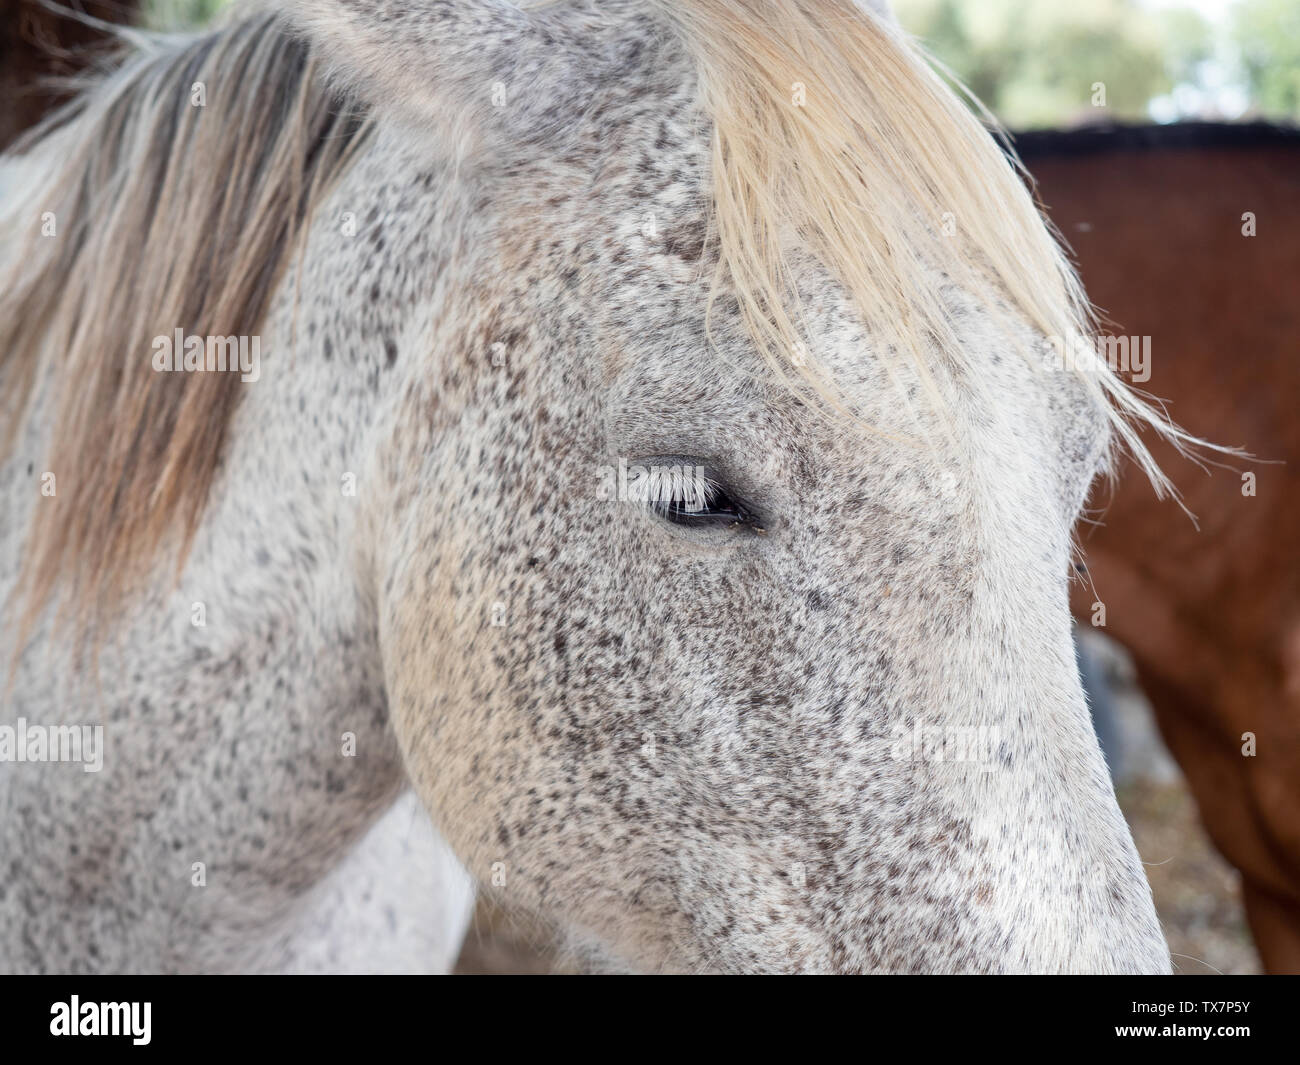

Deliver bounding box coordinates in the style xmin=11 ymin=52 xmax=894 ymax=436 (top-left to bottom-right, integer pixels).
xmin=0 ymin=0 xmax=1184 ymax=972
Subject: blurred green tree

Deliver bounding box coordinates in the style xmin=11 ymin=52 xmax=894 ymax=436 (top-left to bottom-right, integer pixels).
xmin=896 ymin=0 xmax=1173 ymax=127
xmin=1233 ymin=0 xmax=1300 ymax=118
xmin=1156 ymin=5 xmax=1214 ymax=91
xmin=142 ymin=0 xmax=228 ymax=30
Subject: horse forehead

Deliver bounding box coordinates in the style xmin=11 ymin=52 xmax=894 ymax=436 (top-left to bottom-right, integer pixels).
xmin=600 ymin=286 xmax=998 ymax=450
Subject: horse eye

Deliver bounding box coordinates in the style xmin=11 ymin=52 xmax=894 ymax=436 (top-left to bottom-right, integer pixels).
xmin=631 ymin=460 xmax=763 ymax=532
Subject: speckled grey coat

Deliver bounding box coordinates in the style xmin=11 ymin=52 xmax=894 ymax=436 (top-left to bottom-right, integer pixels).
xmin=0 ymin=0 xmax=1170 ymax=973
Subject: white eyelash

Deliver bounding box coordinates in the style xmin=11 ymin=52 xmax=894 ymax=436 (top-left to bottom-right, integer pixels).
xmin=626 ymin=464 xmax=716 ymax=512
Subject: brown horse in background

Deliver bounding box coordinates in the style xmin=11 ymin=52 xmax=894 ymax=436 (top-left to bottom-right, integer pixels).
xmin=1020 ymin=122 xmax=1300 ymax=973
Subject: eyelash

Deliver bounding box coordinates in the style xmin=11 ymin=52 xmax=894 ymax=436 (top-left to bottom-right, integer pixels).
xmin=634 ymin=464 xmax=763 ymax=532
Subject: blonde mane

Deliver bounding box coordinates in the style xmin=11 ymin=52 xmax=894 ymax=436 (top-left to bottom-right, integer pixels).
xmin=659 ymin=0 xmax=1202 ymax=476
xmin=2 ymin=0 xmax=1201 ymax=649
